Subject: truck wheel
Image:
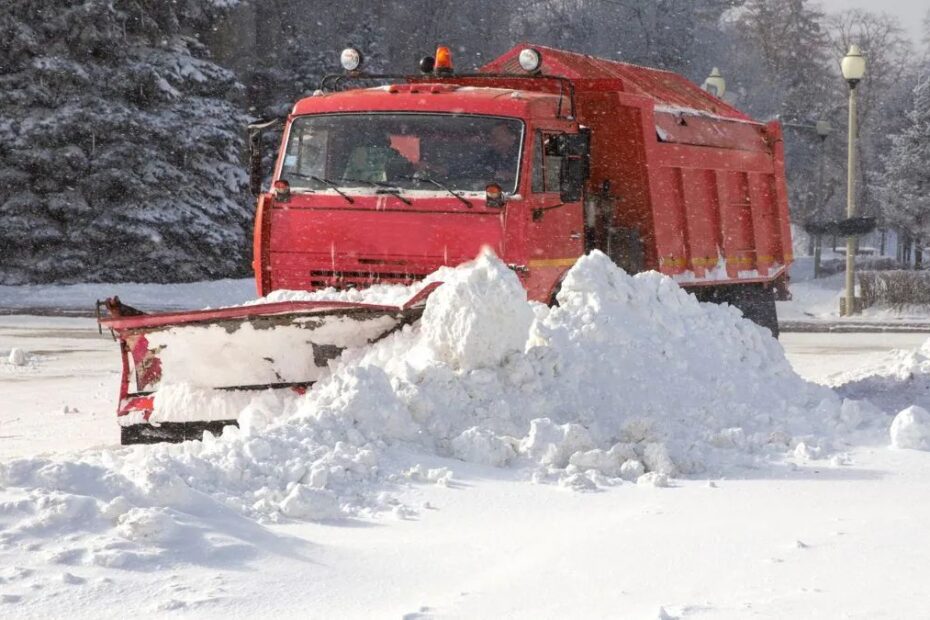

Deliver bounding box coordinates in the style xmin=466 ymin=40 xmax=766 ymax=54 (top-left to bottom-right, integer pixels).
xmin=740 ymin=284 xmax=779 ymax=338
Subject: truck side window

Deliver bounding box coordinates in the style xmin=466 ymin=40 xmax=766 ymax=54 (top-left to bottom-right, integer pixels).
xmin=283 ymin=126 xmax=328 ymax=180
xmin=531 ymin=131 xmax=562 ymax=193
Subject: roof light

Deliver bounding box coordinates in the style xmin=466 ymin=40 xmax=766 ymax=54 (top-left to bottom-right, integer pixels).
xmin=340 ymin=47 xmax=363 ymax=72
xmin=518 ymin=48 xmax=542 ymax=72
xmin=419 ymin=56 xmax=435 ymax=74
xmin=435 ymin=46 xmax=453 ymax=75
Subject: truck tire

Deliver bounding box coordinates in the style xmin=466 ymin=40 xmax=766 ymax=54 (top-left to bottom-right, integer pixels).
xmin=690 ymin=284 xmax=779 ymax=338
xmin=739 ymin=284 xmax=779 ymax=338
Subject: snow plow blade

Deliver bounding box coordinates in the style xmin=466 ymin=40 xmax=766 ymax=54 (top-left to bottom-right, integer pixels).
xmin=97 ymin=283 xmax=440 ymax=445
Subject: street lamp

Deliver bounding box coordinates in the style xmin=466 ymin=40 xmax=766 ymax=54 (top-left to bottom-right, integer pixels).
xmin=813 ymin=119 xmax=832 ymax=279
xmin=841 ymin=44 xmax=865 ymax=316
xmin=702 ymin=67 xmax=726 ymax=98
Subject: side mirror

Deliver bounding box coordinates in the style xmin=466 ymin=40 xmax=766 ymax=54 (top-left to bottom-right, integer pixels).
xmin=556 ymin=129 xmax=591 ymax=203
xmin=247 ymin=118 xmax=282 ymax=196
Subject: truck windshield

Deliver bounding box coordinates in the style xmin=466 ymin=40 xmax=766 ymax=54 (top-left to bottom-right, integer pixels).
xmin=280 ymin=114 xmax=523 ymax=194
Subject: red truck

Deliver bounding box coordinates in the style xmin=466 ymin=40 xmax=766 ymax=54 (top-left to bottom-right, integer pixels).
xmin=101 ymin=44 xmax=793 ymax=443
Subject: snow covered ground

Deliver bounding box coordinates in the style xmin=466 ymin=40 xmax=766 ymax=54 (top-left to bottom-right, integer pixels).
xmin=3 ymin=255 xmax=930 ymax=619
xmin=777 ymin=256 xmax=930 ymax=326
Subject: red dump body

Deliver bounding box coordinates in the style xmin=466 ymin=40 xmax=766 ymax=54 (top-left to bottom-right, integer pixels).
xmin=256 ymin=43 xmax=792 ymax=303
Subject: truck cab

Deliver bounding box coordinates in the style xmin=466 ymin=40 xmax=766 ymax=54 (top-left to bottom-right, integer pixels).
xmin=253 ymin=62 xmax=591 ymax=304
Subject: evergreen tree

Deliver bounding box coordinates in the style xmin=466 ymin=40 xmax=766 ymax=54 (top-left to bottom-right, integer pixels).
xmin=919 ymin=10 xmax=930 ymax=75
xmin=730 ymin=0 xmax=830 ymax=120
xmin=0 ymin=0 xmax=250 ymax=284
xmin=724 ymin=0 xmax=834 ymax=227
xmin=880 ymin=77 xmax=930 ymax=253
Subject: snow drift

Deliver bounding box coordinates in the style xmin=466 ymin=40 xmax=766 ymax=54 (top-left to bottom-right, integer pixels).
xmin=0 ymin=250 xmax=879 ymax=570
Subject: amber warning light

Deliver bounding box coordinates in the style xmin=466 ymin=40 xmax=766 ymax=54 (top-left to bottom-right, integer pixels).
xmin=435 ymin=46 xmax=453 ymax=75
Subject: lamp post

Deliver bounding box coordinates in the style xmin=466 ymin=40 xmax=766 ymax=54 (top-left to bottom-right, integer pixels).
xmin=813 ymin=119 xmax=832 ymax=279
xmin=702 ymin=67 xmax=726 ymax=98
xmin=841 ymin=45 xmax=866 ymax=316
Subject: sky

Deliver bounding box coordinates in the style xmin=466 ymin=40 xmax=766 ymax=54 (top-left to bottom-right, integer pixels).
xmin=819 ymin=0 xmax=928 ymax=45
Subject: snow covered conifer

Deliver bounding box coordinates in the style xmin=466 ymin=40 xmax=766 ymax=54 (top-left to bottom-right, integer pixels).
xmin=880 ymin=77 xmax=930 ymax=253
xmin=0 ymin=1 xmax=250 ymax=284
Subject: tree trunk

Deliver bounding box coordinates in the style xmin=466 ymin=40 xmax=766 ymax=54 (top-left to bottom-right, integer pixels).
xmin=813 ymin=234 xmax=822 ymax=279
xmin=898 ymin=230 xmax=905 ymax=265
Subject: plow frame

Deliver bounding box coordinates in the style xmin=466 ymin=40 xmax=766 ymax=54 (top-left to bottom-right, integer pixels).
xmin=98 ymin=283 xmax=440 ymax=444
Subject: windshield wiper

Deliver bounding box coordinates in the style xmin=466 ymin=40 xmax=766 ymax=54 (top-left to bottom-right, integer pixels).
xmin=397 ymin=175 xmax=472 ymax=208
xmin=282 ymin=172 xmax=355 ymax=203
xmin=334 ymin=177 xmax=416 ymax=205
xmin=308 ymin=175 xmax=355 ymax=204
xmin=375 ymin=187 xmax=413 ymax=205
xmin=320 ymin=174 xmax=414 ymax=205
xmin=341 ymin=176 xmax=414 ymax=206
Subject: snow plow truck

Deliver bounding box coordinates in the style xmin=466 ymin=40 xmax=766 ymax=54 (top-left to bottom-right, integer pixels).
xmin=99 ymin=44 xmax=793 ymax=444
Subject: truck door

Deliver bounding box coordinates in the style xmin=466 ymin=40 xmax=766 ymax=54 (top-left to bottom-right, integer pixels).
xmin=524 ymin=130 xmax=586 ymax=302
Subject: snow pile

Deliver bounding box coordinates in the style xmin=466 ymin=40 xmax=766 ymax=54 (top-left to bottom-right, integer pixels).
xmin=833 ymin=337 xmax=930 ymax=449
xmin=0 ymin=250 xmax=881 ymax=569
xmin=419 ymin=253 xmax=534 ymax=369
xmin=890 ymin=406 xmax=930 ymax=451
xmin=835 ymin=338 xmax=930 ymax=415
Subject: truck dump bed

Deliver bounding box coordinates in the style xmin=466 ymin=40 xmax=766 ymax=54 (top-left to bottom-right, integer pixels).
xmin=483 ymin=45 xmax=792 ymax=287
